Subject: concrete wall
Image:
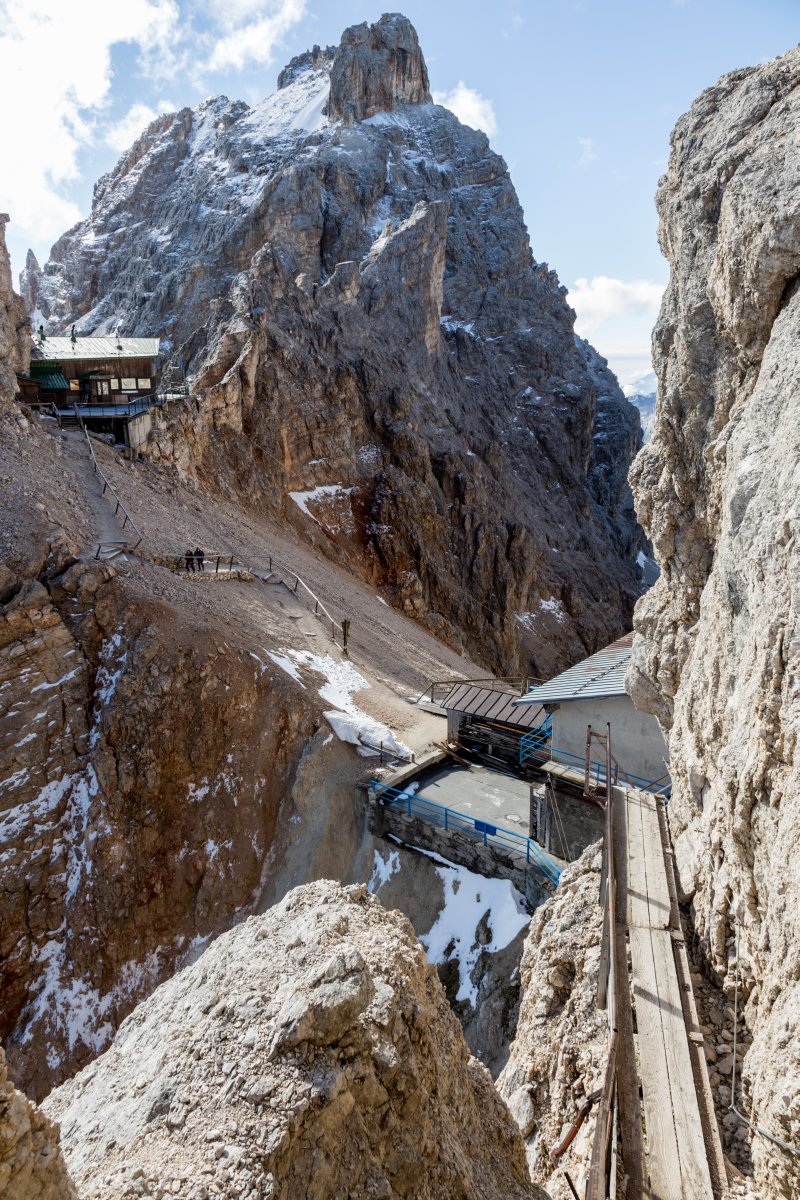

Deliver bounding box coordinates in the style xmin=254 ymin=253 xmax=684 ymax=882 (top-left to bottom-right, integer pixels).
xmin=530 ymin=785 xmax=605 ymax=861
xmin=365 ymin=794 xmax=551 ymax=910
xmin=551 ymin=694 xmax=669 ymax=786
xmin=126 ymin=410 xmax=152 ymax=452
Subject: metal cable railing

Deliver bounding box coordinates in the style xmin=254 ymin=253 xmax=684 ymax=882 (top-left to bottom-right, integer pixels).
xmin=80 ymin=421 xmax=143 ymax=549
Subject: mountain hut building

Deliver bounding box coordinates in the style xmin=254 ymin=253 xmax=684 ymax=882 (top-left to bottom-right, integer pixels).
xmin=19 ymin=333 xmax=162 ymax=451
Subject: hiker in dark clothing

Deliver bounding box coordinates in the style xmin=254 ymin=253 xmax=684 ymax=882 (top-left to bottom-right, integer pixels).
xmin=185 ymin=548 xmax=195 ymax=572
xmin=194 ymin=547 xmax=205 ymax=572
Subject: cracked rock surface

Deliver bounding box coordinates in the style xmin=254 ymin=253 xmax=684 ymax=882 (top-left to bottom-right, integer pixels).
xmin=44 ymin=880 xmax=547 ymax=1200
xmin=0 ymin=1044 xmax=76 ymax=1200
xmin=629 ymin=45 xmax=800 ymax=1199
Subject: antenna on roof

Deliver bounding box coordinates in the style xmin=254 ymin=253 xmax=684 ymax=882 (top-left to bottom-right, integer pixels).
xmin=38 ymin=325 xmax=45 ymax=343
xmin=70 ymin=324 xmax=77 ymax=344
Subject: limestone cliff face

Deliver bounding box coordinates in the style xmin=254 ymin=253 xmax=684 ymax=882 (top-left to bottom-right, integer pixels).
xmin=498 ymin=848 xmax=606 ymax=1199
xmin=0 ymin=546 xmax=316 ymax=1101
xmin=628 ymin=46 xmax=800 ymax=1198
xmin=328 ymin=13 xmax=431 ymax=122
xmin=44 ymin=880 xmax=545 ymax=1200
xmin=0 ymin=215 xmax=29 ymax=409
xmin=25 ymin=13 xmax=645 ymax=677
xmin=0 ymin=1045 xmax=76 ymax=1199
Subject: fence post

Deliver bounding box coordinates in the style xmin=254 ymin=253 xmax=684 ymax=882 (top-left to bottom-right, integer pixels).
xmin=445 ymin=808 xmax=448 ymax=831
xmin=526 ymin=839 xmax=530 ymax=864
xmin=294 ymin=576 xmax=299 ymax=593
xmin=407 ymin=793 xmax=411 ymax=817
xmin=215 ymin=557 xmax=220 ymax=575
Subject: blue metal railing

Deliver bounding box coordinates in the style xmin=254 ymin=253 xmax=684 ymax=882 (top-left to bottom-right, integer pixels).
xmin=519 ymin=720 xmax=671 ymax=797
xmin=369 ymin=780 xmax=562 ymax=888
xmin=519 ymin=714 xmax=553 ymax=763
xmin=72 ymin=395 xmax=166 ymax=419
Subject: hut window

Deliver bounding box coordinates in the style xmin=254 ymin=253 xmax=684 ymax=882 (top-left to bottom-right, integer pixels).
xmin=137 ymin=377 xmax=150 ymax=390
xmin=110 ymin=378 xmax=120 ymax=390
xmin=121 ymin=377 xmax=136 ymax=391
xmin=69 ymin=379 xmax=80 ymax=391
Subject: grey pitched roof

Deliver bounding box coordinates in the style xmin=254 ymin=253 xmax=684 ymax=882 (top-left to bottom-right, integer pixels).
xmin=31 ymin=336 xmax=160 ymax=361
xmin=514 ymin=633 xmax=634 ymax=706
xmin=441 ymin=683 xmax=545 ymax=729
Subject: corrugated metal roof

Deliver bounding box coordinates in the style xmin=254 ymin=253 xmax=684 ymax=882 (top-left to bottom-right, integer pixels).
xmin=442 ymin=683 xmax=545 ymax=729
xmin=514 ymin=633 xmax=634 ymax=706
xmin=31 ymin=336 xmax=160 ymax=361
xmin=32 ymin=371 xmax=70 ymax=390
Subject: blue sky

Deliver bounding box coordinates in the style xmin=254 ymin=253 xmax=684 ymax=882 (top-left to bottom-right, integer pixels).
xmin=0 ymin=0 xmax=797 ymax=388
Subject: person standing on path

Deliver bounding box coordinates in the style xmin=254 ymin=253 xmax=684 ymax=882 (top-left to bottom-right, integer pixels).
xmin=185 ymin=548 xmax=195 ymax=573
xmin=194 ymin=547 xmax=205 ymax=572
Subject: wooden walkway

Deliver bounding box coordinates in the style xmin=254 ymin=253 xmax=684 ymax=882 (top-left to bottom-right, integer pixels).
xmin=624 ymin=786 xmax=721 ymax=1200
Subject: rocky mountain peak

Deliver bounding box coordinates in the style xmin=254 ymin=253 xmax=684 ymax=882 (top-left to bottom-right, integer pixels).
xmin=17 ymin=13 xmax=646 ymax=677
xmin=328 ymin=12 xmax=431 ymax=124
xmin=276 ymin=43 xmax=336 ymax=91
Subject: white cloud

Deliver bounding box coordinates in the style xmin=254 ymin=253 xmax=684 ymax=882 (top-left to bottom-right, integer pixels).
xmin=577 ymin=136 xmax=598 ymax=168
xmin=622 ymin=366 xmax=657 ymax=397
xmin=570 ymin=276 xmax=666 ymax=391
xmin=432 ymin=81 xmax=497 ymax=137
xmin=569 ymin=275 xmax=665 ymax=335
xmin=0 ymin=0 xmax=179 ymax=247
xmin=205 ymin=0 xmax=307 ymax=72
xmin=0 ymin=0 xmax=308 ymax=257
xmin=105 ymin=103 xmax=161 ymax=152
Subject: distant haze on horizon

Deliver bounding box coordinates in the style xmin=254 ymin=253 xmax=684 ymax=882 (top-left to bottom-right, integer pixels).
xmin=1 ymin=0 xmax=796 ymax=389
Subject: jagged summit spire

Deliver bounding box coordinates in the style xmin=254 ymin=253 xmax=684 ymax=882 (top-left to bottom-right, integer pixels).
xmin=327 ymin=12 xmax=431 ymax=124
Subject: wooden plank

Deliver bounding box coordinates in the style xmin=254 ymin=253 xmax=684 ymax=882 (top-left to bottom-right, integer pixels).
xmin=626 ymin=789 xmax=671 ymax=931
xmin=629 ymin=924 xmax=685 ymax=1200
xmin=652 ymin=928 xmax=715 ymax=1199
xmin=655 ymin=799 xmax=727 ymax=1197
xmin=639 ymin=793 xmax=673 ymax=930
xmin=626 ymin=787 xmax=651 ymax=932
xmin=610 ymin=787 xmax=644 ymax=1199
xmin=539 ymin=760 xmax=586 ymax=787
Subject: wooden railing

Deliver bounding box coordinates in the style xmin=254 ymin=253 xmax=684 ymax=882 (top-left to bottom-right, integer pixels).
xmin=585 ymin=726 xmax=644 ymax=1200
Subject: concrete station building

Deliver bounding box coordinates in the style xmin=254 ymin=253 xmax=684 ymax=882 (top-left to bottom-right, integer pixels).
xmin=514 ymin=632 xmax=670 ymax=790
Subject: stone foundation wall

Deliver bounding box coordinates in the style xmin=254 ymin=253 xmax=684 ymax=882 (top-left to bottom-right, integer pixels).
xmin=365 ymin=793 xmax=550 ymax=909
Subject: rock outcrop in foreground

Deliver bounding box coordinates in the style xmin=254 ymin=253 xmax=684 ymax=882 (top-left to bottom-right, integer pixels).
xmin=45 ymin=880 xmax=544 ymax=1200
xmin=498 ymin=848 xmax=606 ymax=1199
xmin=0 ymin=1045 xmax=75 ymax=1200
xmin=0 ymin=213 xmax=29 ymax=405
xmin=629 ymin=46 xmax=800 ymax=1199
xmin=24 ymin=13 xmax=645 ymax=677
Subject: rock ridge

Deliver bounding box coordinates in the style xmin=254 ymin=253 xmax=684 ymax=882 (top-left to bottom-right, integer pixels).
xmin=328 ymin=12 xmax=432 ymax=123
xmin=628 ymin=44 xmax=800 ymax=1199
